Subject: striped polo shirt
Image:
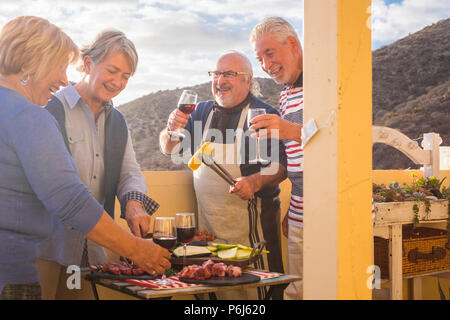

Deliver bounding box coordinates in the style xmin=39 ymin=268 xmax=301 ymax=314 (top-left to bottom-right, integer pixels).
xmin=280 ymin=73 xmax=304 ymax=227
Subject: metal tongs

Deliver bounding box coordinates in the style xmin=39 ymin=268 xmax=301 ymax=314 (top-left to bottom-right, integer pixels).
xmin=189 ymin=141 xmax=235 ymax=186
xmin=201 ymin=153 xmax=235 ymax=186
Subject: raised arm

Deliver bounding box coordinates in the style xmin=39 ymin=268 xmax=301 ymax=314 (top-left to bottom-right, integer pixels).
xmin=159 ymin=108 xmax=190 ymax=155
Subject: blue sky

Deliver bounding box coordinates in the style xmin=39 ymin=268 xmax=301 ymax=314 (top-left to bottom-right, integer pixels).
xmin=0 ymin=0 xmax=448 ymax=105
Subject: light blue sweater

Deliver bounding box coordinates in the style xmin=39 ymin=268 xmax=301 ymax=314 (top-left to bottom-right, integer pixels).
xmin=0 ymin=86 xmax=103 ymax=292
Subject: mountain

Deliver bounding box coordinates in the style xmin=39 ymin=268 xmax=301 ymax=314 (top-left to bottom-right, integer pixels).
xmin=372 ymin=18 xmax=449 ymax=169
xmin=119 ymin=18 xmax=449 ymax=171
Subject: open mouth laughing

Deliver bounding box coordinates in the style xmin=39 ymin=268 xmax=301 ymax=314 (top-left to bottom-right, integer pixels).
xmin=268 ymin=64 xmax=283 ymax=78
xmin=49 ymin=86 xmax=59 ymax=94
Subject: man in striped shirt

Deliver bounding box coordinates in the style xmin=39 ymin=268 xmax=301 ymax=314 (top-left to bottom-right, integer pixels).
xmin=250 ymin=17 xmax=304 ymax=300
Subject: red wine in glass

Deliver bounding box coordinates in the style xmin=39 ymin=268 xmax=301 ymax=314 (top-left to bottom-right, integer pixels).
xmin=175 ymin=213 xmax=196 ymax=266
xmin=153 ymin=217 xmax=177 ymax=251
xmin=178 ymin=103 xmax=195 ymax=114
xmin=178 ymin=90 xmax=197 ymax=114
xmin=168 ymin=90 xmax=198 ymax=139
xmin=176 ymin=226 xmax=196 ymax=243
xmin=153 ymin=236 xmax=177 ymax=250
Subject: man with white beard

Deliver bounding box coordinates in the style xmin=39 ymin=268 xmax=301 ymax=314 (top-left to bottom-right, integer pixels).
xmin=160 ymin=51 xmax=287 ymax=299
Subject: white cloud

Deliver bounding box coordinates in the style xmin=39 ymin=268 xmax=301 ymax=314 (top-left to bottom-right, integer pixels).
xmin=0 ymin=0 xmax=447 ymax=105
xmin=372 ymin=0 xmax=450 ymax=44
xmin=169 ymin=0 xmax=304 ymax=21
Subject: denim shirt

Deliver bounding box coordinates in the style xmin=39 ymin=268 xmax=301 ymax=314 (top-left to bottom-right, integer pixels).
xmin=0 ymin=86 xmax=103 ymax=291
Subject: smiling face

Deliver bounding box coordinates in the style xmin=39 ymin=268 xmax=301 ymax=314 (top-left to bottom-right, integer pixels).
xmin=84 ymin=50 xmax=131 ymax=103
xmin=253 ymin=32 xmax=302 ymax=85
xmin=28 ymin=64 xmax=68 ymax=106
xmin=211 ymin=53 xmax=252 ymax=108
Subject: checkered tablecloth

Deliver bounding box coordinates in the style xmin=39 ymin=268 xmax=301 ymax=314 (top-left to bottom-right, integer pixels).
xmin=125 ymin=270 xmax=281 ymax=290
xmin=125 ymin=276 xmax=201 ymax=290
xmin=245 ymin=270 xmax=281 ymax=280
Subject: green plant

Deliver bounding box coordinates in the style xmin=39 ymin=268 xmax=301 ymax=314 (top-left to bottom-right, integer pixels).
xmin=165 ymin=268 xmax=176 ymax=277
xmin=412 ymin=198 xmax=430 ymax=230
xmin=442 ymin=186 xmax=450 ymax=200
xmin=424 ymin=198 xmax=431 ymax=219
xmin=373 ymin=175 xmax=449 ymax=229
xmin=413 ymin=203 xmax=420 ymax=228
xmin=443 ymin=185 xmax=450 ymax=247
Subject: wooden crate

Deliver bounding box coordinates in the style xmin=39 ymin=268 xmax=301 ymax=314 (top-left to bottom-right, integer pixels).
xmin=374 ymin=225 xmax=450 ymax=279
xmin=373 ymin=200 xmax=449 ymax=279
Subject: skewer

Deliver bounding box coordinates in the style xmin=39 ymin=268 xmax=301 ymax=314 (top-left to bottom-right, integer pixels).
xmin=120 ymin=256 xmax=133 ymax=268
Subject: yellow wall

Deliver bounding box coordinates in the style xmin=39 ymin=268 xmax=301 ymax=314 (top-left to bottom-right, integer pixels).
xmin=373 ymin=170 xmax=450 ymax=187
xmin=303 ymin=0 xmax=373 ymax=299
xmin=336 ymin=0 xmax=373 ymax=299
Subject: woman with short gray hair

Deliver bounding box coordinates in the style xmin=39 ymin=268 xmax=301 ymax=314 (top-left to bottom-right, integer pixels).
xmin=78 ymin=29 xmax=138 ymax=75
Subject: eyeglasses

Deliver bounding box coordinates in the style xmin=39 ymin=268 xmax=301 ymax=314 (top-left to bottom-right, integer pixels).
xmin=208 ymin=70 xmax=249 ymax=79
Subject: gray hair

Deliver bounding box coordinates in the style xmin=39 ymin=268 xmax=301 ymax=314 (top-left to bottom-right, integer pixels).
xmin=250 ymin=17 xmax=302 ymax=52
xmin=78 ymin=29 xmax=138 ymax=75
xmin=218 ymin=50 xmax=262 ymax=97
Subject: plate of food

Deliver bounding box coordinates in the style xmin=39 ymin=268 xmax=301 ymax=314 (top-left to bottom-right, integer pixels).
xmin=176 ymin=259 xmax=260 ymax=286
xmin=170 ymin=241 xmax=268 ymax=268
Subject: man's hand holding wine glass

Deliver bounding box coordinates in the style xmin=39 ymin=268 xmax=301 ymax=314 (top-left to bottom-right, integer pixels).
xmin=166 ymin=90 xmax=198 ymax=139
xmin=167 ymin=108 xmax=190 ymax=133
xmin=161 ymin=90 xmax=198 ymax=153
xmin=249 ymin=113 xmax=302 ymax=143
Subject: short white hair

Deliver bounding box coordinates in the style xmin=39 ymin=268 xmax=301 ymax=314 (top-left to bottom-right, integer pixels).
xmin=217 ymin=50 xmax=262 ymax=97
xmin=250 ymin=16 xmax=302 ymax=52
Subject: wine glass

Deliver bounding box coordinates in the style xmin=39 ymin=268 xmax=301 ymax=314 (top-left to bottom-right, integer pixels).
xmin=175 ymin=213 xmax=196 ymax=266
xmin=247 ymin=108 xmax=269 ymax=165
xmin=152 ymin=217 xmax=177 ymax=251
xmin=168 ymin=90 xmax=198 ymax=139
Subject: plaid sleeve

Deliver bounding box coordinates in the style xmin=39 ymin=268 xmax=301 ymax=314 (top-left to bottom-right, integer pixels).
xmin=120 ymin=191 xmax=160 ymax=219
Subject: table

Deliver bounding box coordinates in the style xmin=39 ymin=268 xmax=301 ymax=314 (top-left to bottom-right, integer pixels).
xmin=85 ymin=271 xmax=301 ymax=300
xmin=373 ymin=199 xmax=449 ymax=300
